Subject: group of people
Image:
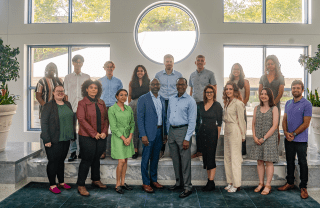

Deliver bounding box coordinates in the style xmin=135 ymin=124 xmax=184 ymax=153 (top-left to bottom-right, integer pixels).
xmin=37 ymin=53 xmax=312 ymax=200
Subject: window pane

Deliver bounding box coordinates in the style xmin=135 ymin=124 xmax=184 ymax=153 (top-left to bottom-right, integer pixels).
xmin=31 ymin=0 xmax=69 ymax=23
xmin=71 ymin=47 xmax=110 ymax=79
xmin=72 ymin=0 xmax=110 ymax=22
xmin=136 ymin=5 xmax=197 ymax=63
xmin=224 ymin=0 xmax=262 ymax=23
xmin=30 ymin=89 xmax=41 ymax=129
xmin=266 ymin=0 xmax=303 ymax=23
xmin=30 ymin=47 xmax=68 ymax=86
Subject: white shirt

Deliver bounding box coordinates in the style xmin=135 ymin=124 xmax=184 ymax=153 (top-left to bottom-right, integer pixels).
xmin=64 ymin=72 xmax=90 ymax=112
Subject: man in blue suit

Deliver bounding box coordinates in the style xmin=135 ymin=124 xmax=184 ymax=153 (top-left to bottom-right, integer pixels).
xmin=137 ymin=78 xmax=167 ymax=193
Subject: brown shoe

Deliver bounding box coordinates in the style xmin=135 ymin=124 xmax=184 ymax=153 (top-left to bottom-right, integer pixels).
xmin=277 ymin=183 xmax=294 ymax=191
xmin=191 ymin=153 xmax=199 ymax=159
xmin=301 ymin=188 xmax=309 ymax=199
xmin=151 ymin=182 xmax=164 ymax=189
xmin=100 ymin=152 xmax=106 ymax=159
xmin=92 ymin=181 xmax=107 ymax=189
xmin=78 ymin=186 xmax=90 ymax=196
xmin=261 ymin=185 xmax=271 ymax=195
xmin=142 ymin=184 xmax=154 ymax=193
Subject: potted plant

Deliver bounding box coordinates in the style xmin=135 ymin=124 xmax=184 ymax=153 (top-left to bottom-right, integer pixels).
xmin=299 ymin=44 xmax=320 ymax=152
xmin=0 ymin=38 xmax=20 ymax=152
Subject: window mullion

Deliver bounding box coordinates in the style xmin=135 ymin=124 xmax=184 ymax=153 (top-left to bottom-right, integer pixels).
xmin=262 ymin=46 xmax=266 ymax=74
xmin=262 ymin=0 xmax=266 ymax=23
xmin=68 ymin=46 xmax=72 ymax=74
xmin=69 ymin=0 xmax=73 ymax=23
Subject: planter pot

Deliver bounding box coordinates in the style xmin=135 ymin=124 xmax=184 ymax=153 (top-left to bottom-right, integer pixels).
xmin=311 ymin=106 xmax=320 ymax=153
xmin=0 ymin=104 xmax=17 ymax=152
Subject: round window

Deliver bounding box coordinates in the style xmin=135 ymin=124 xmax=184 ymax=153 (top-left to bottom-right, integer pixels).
xmin=134 ymin=1 xmax=200 ymax=64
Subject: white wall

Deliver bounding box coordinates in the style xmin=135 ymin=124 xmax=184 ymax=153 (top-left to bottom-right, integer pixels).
xmin=1 ymin=0 xmax=320 ymax=142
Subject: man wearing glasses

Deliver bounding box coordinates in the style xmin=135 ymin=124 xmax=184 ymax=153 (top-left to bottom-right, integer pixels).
xmin=64 ymin=55 xmax=90 ymax=162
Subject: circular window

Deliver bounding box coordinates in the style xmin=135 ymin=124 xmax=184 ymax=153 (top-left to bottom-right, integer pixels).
xmin=134 ymin=1 xmax=200 ymax=64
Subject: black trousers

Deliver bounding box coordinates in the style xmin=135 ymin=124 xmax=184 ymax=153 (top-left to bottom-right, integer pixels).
xmin=285 ymin=139 xmax=308 ymax=188
xmin=161 ymin=99 xmax=169 ymax=152
xmin=77 ymin=135 xmax=106 ymax=186
xmin=44 ymin=140 xmax=70 ymax=186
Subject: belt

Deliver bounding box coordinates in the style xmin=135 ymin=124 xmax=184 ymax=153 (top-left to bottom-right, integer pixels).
xmin=171 ymin=124 xmax=188 ymax=129
xmin=157 ymin=125 xmax=162 ymax=129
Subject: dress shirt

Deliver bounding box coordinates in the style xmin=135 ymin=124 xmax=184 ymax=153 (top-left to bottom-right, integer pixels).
xmin=150 ymin=92 xmax=162 ymax=126
xmin=64 ymin=72 xmax=90 ymax=112
xmin=285 ymin=97 xmax=312 ymax=142
xmin=155 ymin=69 xmax=182 ymax=100
xmin=99 ymin=76 xmax=123 ymax=107
xmin=189 ymin=68 xmax=217 ymax=102
xmin=167 ymin=92 xmax=197 ymax=141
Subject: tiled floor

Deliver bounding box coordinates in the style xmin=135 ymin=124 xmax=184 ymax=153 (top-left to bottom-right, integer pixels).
xmin=0 ymin=182 xmax=319 ymax=208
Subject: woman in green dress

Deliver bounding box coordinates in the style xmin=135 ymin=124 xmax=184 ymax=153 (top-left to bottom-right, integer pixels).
xmin=108 ymin=89 xmax=135 ymax=194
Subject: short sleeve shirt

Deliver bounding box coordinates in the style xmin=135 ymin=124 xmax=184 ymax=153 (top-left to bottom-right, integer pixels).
xmin=285 ymin=97 xmax=312 ymax=142
xmin=189 ymin=68 xmax=217 ymax=102
xmin=259 ymin=74 xmax=285 ymax=100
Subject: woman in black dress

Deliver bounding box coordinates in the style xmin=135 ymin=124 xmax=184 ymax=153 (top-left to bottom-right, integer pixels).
xmin=198 ymin=85 xmax=223 ymax=191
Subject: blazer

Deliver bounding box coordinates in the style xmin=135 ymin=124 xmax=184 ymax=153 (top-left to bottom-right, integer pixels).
xmin=41 ymin=100 xmax=76 ymax=144
xmin=137 ymin=92 xmax=167 ymax=141
xmin=77 ymin=96 xmax=109 ymax=138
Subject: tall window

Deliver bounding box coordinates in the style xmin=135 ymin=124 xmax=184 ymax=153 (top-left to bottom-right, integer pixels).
xmin=134 ymin=2 xmax=199 ymax=64
xmin=28 ymin=0 xmax=110 ymax=23
xmin=224 ymin=0 xmax=309 ymax=23
xmin=27 ymin=45 xmax=110 ymax=131
xmin=224 ymin=46 xmax=308 ymax=134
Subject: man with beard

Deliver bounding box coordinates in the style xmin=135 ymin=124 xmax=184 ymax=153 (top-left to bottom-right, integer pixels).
xmin=137 ymin=78 xmax=167 ymax=193
xmin=278 ymin=80 xmax=312 ymax=199
xmin=35 ymin=62 xmax=63 ymax=119
xmin=155 ymin=54 xmax=182 ymax=158
xmin=167 ymin=78 xmax=196 ymax=198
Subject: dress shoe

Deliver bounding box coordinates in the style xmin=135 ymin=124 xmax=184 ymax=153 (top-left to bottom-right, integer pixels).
xmin=68 ymin=152 xmax=77 ymax=162
xmin=58 ymin=183 xmax=71 ymax=189
xmin=78 ymin=186 xmax=90 ymax=196
xmin=142 ymin=184 xmax=154 ymax=193
xmin=151 ymin=182 xmax=164 ymax=189
xmin=132 ymin=152 xmax=139 ymax=159
xmin=115 ymin=186 xmax=124 ymax=194
xmin=49 ymin=186 xmax=61 ymax=194
xmin=168 ymin=184 xmax=183 ymax=191
xmin=301 ymin=188 xmax=309 ymax=199
xmin=92 ymin=181 xmax=107 ymax=189
xmin=121 ymin=183 xmax=133 ymax=190
xmin=277 ymin=183 xmax=294 ymax=191
xmin=202 ymin=180 xmax=215 ymax=191
xmin=179 ymin=189 xmax=192 ymax=198
xmin=100 ymin=151 xmax=106 ymax=159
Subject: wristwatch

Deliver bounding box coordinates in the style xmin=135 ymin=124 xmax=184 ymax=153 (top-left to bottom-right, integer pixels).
xmin=292 ymin=132 xmax=297 ymax=136
xmin=263 ymin=137 xmax=266 ymax=142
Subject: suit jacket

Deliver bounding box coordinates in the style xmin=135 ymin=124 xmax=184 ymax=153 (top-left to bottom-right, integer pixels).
xmin=137 ymin=92 xmax=167 ymax=141
xmin=77 ymin=96 xmax=109 ymax=138
xmin=41 ymin=100 xmax=76 ymax=144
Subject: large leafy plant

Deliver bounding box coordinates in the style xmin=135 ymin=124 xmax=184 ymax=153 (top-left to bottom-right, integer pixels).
xmin=0 ymin=38 xmax=20 ymax=105
xmin=299 ymin=44 xmax=320 ymax=74
xmin=307 ymin=89 xmax=320 ymax=107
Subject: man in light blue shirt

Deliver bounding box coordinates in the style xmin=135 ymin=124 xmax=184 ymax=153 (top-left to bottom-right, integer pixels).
xmin=155 ymin=54 xmax=182 ymax=157
xmin=99 ymin=61 xmax=123 ymax=158
xmin=167 ymin=78 xmax=197 ymax=198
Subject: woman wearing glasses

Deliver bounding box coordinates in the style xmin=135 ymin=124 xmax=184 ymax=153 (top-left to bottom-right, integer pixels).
xmin=197 ymin=85 xmax=223 ymax=191
xmin=41 ymin=85 xmax=75 ymax=194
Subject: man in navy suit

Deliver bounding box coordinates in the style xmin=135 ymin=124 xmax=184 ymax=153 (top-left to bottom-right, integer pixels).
xmin=137 ymin=78 xmax=167 ymax=193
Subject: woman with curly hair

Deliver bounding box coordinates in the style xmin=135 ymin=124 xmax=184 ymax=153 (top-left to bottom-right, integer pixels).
xmin=223 ymin=81 xmax=246 ymax=193
xmin=259 ymin=55 xmax=284 ymax=144
xmin=128 ymin=65 xmax=150 ymax=159
xmin=229 ymin=63 xmax=250 ymax=155
xmin=76 ymin=79 xmax=109 ymax=196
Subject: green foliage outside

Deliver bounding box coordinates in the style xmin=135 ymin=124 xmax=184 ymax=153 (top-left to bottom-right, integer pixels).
xmin=307 ymin=89 xmax=320 ymax=107
xmin=224 ymin=0 xmax=303 ymax=23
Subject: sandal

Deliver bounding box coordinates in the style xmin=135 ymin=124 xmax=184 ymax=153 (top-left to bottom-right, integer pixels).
xmin=224 ymin=184 xmax=233 ymax=190
xmin=254 ymin=183 xmax=264 ymax=193
xmin=115 ymin=186 xmax=124 ymax=194
xmin=261 ymin=185 xmax=271 ymax=195
xmin=121 ymin=183 xmax=133 ymax=191
xmin=228 ymin=186 xmax=240 ymax=193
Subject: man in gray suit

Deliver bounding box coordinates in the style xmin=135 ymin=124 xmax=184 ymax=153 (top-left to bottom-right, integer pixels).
xmin=167 ymin=78 xmax=197 ymax=198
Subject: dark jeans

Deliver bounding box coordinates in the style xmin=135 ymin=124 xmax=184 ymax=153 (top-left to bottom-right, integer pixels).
xmin=161 ymin=99 xmax=169 ymax=152
xmin=285 ymin=139 xmax=308 ymax=188
xmin=44 ymin=140 xmax=70 ymax=186
xmin=77 ymin=135 xmax=107 ymax=186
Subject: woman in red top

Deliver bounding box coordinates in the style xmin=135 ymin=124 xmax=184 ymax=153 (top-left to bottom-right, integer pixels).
xmin=76 ymin=79 xmax=109 ymax=196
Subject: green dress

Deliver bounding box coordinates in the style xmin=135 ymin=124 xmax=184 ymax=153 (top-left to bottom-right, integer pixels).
xmin=108 ymin=103 xmax=135 ymax=159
